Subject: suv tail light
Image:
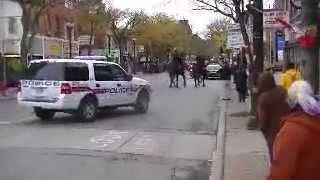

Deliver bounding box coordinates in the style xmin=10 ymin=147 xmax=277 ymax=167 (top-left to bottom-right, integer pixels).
xmin=61 ymin=83 xmax=72 ymax=94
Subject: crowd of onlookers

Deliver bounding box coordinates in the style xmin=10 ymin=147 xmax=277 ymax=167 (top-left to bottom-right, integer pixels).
xmin=241 ymin=62 xmax=320 ymax=180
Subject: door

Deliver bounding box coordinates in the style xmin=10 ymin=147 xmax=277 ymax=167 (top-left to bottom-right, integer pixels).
xmin=93 ymin=63 xmax=118 ymax=106
xmin=108 ymin=64 xmax=133 ymax=105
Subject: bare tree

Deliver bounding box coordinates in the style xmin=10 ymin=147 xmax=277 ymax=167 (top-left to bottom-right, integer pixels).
xmin=108 ymin=8 xmax=145 ymax=66
xmin=79 ymin=0 xmax=108 ymax=55
xmin=193 ymin=0 xmax=253 ymax=64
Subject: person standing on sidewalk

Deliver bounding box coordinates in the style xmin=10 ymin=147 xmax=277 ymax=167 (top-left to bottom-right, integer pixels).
xmin=268 ymin=81 xmax=320 ymax=180
xmin=280 ymin=63 xmax=301 ymax=91
xmin=257 ymin=72 xmax=290 ymax=160
xmin=235 ymin=65 xmax=247 ymax=103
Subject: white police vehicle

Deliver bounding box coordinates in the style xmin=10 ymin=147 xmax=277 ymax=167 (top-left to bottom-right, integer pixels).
xmin=18 ymin=58 xmax=152 ymax=121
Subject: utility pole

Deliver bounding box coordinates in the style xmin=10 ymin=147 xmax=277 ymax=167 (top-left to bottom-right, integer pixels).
xmin=253 ymin=0 xmax=264 ymax=76
xmin=301 ymin=0 xmax=319 ymax=93
xmin=246 ymin=0 xmax=263 ymax=129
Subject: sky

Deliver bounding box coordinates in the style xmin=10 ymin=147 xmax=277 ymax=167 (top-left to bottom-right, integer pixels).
xmin=112 ymin=0 xmax=275 ymax=35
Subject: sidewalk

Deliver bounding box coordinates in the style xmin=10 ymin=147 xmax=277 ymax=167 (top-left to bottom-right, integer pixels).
xmin=0 ymin=88 xmax=18 ymax=101
xmin=223 ymin=90 xmax=269 ymax=180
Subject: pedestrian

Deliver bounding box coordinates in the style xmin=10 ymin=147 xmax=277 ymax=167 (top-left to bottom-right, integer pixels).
xmin=268 ymin=81 xmax=320 ymax=180
xmin=235 ymin=65 xmax=247 ymax=103
xmin=256 ymin=72 xmax=290 ymax=160
xmin=280 ymin=62 xmax=301 ymax=91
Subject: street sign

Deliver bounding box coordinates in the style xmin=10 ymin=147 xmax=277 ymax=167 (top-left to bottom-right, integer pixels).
xmin=263 ymin=10 xmax=289 ymax=29
xmin=227 ymin=24 xmax=244 ymax=49
xmin=227 ymin=24 xmax=252 ymax=49
xmin=276 ymin=31 xmax=285 ymax=62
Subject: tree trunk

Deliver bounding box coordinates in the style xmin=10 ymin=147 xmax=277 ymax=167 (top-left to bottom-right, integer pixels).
xmin=301 ymin=0 xmax=319 ymax=93
xmin=88 ymin=22 xmax=95 ymax=56
xmin=20 ymin=11 xmax=30 ymax=65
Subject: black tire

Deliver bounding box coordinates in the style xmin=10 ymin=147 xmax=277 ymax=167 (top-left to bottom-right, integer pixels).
xmin=78 ymin=97 xmax=98 ymax=122
xmin=135 ymin=90 xmax=150 ymax=113
xmin=34 ymin=108 xmax=55 ymax=120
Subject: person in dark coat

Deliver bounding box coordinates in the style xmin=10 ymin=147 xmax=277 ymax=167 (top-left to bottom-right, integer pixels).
xmin=256 ymin=72 xmax=290 ymax=160
xmin=235 ymin=66 xmax=247 ymax=102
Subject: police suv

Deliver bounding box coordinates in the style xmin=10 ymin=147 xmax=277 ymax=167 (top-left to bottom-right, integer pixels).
xmin=18 ymin=58 xmax=152 ymax=121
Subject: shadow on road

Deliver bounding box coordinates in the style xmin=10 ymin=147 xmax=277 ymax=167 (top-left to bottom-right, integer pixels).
xmin=22 ymin=108 xmax=141 ymax=125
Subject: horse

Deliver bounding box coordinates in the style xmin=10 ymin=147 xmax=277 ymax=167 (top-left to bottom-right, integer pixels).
xmin=168 ymin=56 xmax=187 ymax=88
xmin=192 ymin=59 xmax=206 ymax=88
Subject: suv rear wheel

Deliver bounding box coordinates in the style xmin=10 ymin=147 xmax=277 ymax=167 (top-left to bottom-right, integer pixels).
xmin=78 ymin=97 xmax=97 ymax=122
xmin=134 ymin=90 xmax=150 ymax=113
xmin=34 ymin=108 xmax=55 ymax=120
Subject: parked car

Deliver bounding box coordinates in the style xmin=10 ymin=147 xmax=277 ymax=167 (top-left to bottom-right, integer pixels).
xmin=206 ymin=64 xmax=222 ymax=79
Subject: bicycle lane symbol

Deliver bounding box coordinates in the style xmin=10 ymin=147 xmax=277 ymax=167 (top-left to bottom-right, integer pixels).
xmin=90 ymin=131 xmax=129 ymax=148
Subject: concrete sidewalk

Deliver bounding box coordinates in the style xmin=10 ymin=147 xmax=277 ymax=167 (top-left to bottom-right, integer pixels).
xmin=0 ymin=88 xmax=18 ymax=101
xmin=223 ymin=90 xmax=269 ymax=180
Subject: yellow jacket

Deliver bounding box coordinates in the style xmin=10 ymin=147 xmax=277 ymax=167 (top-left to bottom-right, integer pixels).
xmin=280 ymin=69 xmax=302 ymax=90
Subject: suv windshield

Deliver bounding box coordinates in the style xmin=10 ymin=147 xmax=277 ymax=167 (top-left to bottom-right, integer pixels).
xmin=26 ymin=62 xmax=89 ymax=81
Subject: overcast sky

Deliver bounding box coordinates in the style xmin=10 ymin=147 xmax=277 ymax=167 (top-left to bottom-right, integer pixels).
xmin=112 ymin=0 xmax=275 ymax=35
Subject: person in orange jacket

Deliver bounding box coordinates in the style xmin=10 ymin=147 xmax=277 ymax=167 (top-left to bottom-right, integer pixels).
xmin=268 ymin=81 xmax=320 ymax=180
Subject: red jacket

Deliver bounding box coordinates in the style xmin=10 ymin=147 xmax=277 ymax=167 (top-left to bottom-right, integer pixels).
xmin=268 ymin=111 xmax=320 ymax=180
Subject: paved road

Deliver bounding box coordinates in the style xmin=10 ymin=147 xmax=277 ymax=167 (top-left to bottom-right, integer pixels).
xmin=0 ymin=73 xmax=227 ymax=180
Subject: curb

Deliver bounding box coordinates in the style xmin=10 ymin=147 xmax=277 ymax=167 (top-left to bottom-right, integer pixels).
xmin=210 ymin=100 xmax=227 ymax=180
xmin=0 ymin=96 xmax=17 ymax=101
xmin=210 ymin=82 xmax=231 ymax=180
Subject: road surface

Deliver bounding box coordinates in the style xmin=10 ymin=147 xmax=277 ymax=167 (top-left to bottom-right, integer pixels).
xmin=0 ymin=73 xmax=227 ymax=180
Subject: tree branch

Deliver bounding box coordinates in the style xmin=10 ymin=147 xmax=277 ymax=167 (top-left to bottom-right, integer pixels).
xmin=290 ymin=0 xmax=302 ymax=10
xmin=195 ymin=0 xmax=237 ymax=22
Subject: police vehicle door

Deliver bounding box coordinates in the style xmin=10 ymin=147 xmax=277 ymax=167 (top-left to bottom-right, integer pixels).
xmin=93 ymin=63 xmax=118 ymax=106
xmin=109 ymin=64 xmax=132 ymax=105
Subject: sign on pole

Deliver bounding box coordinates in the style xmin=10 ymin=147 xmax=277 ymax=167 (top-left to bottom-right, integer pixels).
xmin=227 ymin=24 xmax=252 ymax=49
xmin=263 ymin=10 xmax=289 ymax=29
xmin=227 ymin=24 xmax=244 ymax=49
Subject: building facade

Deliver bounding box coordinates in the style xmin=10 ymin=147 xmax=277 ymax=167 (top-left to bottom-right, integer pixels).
xmin=0 ymin=0 xmax=80 ymax=59
xmin=0 ymin=0 xmax=23 ymax=55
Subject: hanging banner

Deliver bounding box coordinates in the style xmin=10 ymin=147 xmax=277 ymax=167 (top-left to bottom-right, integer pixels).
xmin=263 ymin=10 xmax=289 ymax=29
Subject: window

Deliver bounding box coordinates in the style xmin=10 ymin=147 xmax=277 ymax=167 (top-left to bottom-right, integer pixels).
xmin=8 ymin=17 xmax=17 ymax=34
xmin=64 ymin=63 xmax=89 ymax=81
xmin=65 ymin=0 xmax=73 ymax=9
xmin=109 ymin=65 xmax=127 ymax=81
xmin=28 ymin=62 xmax=64 ymax=81
xmin=93 ymin=64 xmax=113 ymax=81
xmin=27 ymin=62 xmax=89 ymax=81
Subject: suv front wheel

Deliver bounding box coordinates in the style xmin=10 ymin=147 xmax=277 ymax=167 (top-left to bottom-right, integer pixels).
xmin=78 ymin=97 xmax=98 ymax=122
xmin=34 ymin=108 xmax=55 ymax=120
xmin=134 ymin=90 xmax=150 ymax=113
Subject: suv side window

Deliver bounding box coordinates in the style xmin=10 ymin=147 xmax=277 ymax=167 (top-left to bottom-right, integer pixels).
xmin=65 ymin=62 xmax=89 ymax=81
xmin=109 ymin=64 xmax=127 ymax=81
xmin=93 ymin=64 xmax=113 ymax=81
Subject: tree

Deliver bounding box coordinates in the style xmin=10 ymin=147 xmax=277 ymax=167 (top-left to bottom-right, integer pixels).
xmin=78 ymin=0 xmax=108 ymax=55
xmin=205 ymin=18 xmax=231 ymax=56
xmin=133 ymin=14 xmax=187 ymax=61
xmin=13 ymin=0 xmax=66 ymax=64
xmin=193 ymin=0 xmax=253 ymax=64
xmin=108 ymin=8 xmax=145 ymax=66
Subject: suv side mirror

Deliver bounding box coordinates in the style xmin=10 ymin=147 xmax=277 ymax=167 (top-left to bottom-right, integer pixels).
xmin=127 ymin=74 xmax=133 ymax=81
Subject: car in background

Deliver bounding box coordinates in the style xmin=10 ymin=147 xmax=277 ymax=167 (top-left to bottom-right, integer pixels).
xmin=206 ymin=64 xmax=222 ymax=79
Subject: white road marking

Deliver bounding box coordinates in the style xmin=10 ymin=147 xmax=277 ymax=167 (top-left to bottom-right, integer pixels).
xmin=0 ymin=121 xmax=12 ymax=125
xmin=90 ymin=131 xmax=129 ymax=148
